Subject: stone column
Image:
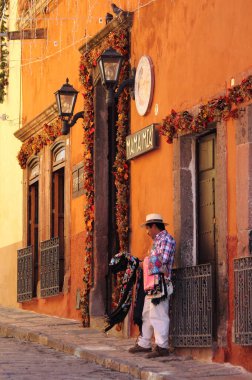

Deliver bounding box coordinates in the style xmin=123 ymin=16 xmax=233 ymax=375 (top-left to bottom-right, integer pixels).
xmin=90 ymin=82 xmax=109 ymax=317
xmin=215 ymin=121 xmax=228 ymax=347
xmin=173 ymin=136 xmax=196 ymax=268
xmin=236 ymin=105 xmax=252 ymax=257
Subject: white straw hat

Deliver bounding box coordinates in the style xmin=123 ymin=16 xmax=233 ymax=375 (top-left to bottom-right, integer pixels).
xmin=141 ymin=213 xmax=168 ymax=227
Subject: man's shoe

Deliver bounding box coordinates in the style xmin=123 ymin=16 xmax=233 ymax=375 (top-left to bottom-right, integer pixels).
xmin=146 ymin=345 xmax=170 ymax=358
xmin=128 ymin=344 xmax=152 ymax=354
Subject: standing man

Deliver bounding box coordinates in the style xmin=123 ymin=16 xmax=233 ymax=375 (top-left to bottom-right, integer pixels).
xmin=129 ymin=213 xmax=176 ymax=358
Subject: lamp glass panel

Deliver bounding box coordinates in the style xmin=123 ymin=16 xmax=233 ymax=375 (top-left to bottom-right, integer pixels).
xmin=98 ymin=59 xmax=105 ymax=84
xmin=104 ymin=60 xmax=121 ymax=82
xmin=56 ymin=94 xmax=62 ymax=115
xmin=60 ymin=94 xmax=75 ymax=115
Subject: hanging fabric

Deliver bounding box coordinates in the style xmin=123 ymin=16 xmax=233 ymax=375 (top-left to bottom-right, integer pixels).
xmin=104 ymin=252 xmax=140 ymax=332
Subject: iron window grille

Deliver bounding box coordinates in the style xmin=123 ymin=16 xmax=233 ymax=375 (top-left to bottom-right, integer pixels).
xmin=170 ymin=263 xmax=213 ymax=347
xmin=234 ymin=256 xmax=252 ymax=345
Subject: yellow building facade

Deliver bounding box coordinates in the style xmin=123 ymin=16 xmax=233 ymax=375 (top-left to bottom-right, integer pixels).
xmin=0 ymin=0 xmax=22 ymax=306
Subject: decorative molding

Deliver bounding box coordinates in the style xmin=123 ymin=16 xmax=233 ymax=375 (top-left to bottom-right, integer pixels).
xmin=79 ymin=12 xmax=133 ymax=54
xmin=18 ymin=0 xmax=60 ymax=29
xmin=14 ymin=103 xmax=58 ymax=142
xmin=16 ymin=117 xmax=62 ymax=169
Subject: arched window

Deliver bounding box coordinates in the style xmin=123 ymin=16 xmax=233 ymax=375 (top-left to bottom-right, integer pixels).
xmin=28 ymin=157 xmax=39 ymax=185
xmin=52 ymin=142 xmax=65 ymax=171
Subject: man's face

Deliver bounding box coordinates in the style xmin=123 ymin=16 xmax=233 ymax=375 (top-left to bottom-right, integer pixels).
xmin=146 ymin=225 xmax=156 ymax=240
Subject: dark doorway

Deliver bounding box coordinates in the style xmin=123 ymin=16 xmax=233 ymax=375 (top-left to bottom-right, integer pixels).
xmin=51 ymin=167 xmax=65 ymax=291
xmin=28 ymin=181 xmax=39 ymax=298
xmin=92 ymin=81 xmax=120 ymax=318
xmin=197 ymin=132 xmax=217 ymax=338
xmin=197 ymin=133 xmax=216 ymax=265
xmin=106 ymin=103 xmax=120 ymax=314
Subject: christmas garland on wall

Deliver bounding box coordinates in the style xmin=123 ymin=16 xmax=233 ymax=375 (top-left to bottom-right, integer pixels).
xmin=17 ymin=118 xmax=62 ymax=168
xmin=0 ymin=0 xmax=9 ymax=103
xmin=160 ymin=75 xmax=252 ymax=143
xmin=79 ymin=29 xmax=130 ymax=327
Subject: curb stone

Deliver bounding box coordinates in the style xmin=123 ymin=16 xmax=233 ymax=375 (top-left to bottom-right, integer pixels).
xmin=0 ymin=322 xmax=172 ymax=379
xmin=0 ymin=307 xmax=251 ymax=380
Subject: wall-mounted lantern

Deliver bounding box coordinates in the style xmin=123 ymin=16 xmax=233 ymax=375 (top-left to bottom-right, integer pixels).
xmin=55 ymin=78 xmax=84 ymax=135
xmin=97 ymin=47 xmax=135 ymax=106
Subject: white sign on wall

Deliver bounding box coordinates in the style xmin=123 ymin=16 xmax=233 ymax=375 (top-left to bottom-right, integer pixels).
xmin=134 ymin=55 xmax=155 ymax=116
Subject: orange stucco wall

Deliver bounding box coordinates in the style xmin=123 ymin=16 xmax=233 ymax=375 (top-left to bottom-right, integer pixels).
xmin=129 ymin=0 xmax=252 ymax=371
xmin=20 ymin=0 xmax=252 ymax=371
xmin=20 ymin=0 xmax=88 ymax=320
xmin=21 ymin=1 xmax=87 ymax=124
xmin=129 ymin=0 xmax=252 ymax=260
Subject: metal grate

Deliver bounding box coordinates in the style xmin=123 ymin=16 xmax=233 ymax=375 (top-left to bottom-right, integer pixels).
xmin=17 ymin=246 xmax=33 ymax=302
xmin=170 ymin=263 xmax=213 ymax=347
xmin=234 ymin=257 xmax=252 ymax=345
xmin=40 ymin=237 xmax=60 ymax=298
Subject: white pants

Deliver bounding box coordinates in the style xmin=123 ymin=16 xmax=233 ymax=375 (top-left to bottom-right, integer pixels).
xmin=138 ymin=294 xmax=170 ymax=349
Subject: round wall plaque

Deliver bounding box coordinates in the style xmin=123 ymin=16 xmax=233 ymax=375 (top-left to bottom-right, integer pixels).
xmin=134 ymin=55 xmax=154 ymax=116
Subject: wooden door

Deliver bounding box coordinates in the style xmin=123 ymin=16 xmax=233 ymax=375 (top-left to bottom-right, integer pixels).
xmin=28 ymin=182 xmax=39 ymax=297
xmin=52 ymin=167 xmax=65 ymax=290
xmin=197 ymin=133 xmax=217 ymax=338
xmin=107 ymin=104 xmax=120 ymax=314
xmin=197 ymin=134 xmax=216 ymax=265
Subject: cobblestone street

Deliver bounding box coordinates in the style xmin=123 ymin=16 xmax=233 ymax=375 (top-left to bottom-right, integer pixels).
xmin=0 ymin=307 xmax=251 ymax=380
xmin=0 ymin=336 xmax=133 ymax=380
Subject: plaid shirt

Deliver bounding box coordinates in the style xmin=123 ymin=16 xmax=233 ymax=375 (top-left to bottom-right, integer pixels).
xmin=149 ymin=230 xmax=176 ymax=279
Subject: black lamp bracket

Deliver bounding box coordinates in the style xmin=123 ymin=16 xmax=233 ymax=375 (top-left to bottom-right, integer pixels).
xmin=115 ymin=68 xmax=136 ymax=101
xmin=62 ymin=111 xmax=84 ymax=135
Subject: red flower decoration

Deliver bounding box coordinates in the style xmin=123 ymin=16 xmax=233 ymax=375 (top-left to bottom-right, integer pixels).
xmin=79 ymin=27 xmax=130 ymax=327
xmin=160 ymin=76 xmax=251 ymax=143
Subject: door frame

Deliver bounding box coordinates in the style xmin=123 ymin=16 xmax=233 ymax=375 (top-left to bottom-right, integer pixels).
xmin=173 ymin=123 xmax=229 ymax=347
xmin=196 ymin=132 xmax=217 ymax=339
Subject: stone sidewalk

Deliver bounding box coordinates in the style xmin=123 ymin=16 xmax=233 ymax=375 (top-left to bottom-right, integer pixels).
xmin=0 ymin=306 xmax=251 ymax=380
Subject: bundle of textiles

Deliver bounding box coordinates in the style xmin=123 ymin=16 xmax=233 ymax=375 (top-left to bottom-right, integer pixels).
xmin=104 ymin=252 xmax=170 ymax=333
xmin=104 ymin=252 xmax=140 ymax=333
xmin=143 ymin=256 xmax=168 ymax=304
xmin=145 ymin=274 xmax=168 ymax=305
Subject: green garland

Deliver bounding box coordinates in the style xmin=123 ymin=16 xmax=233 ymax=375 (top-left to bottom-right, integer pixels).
xmin=160 ymin=76 xmax=252 ymax=143
xmin=79 ymin=29 xmax=130 ymax=327
xmin=0 ymin=0 xmax=9 ymax=103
